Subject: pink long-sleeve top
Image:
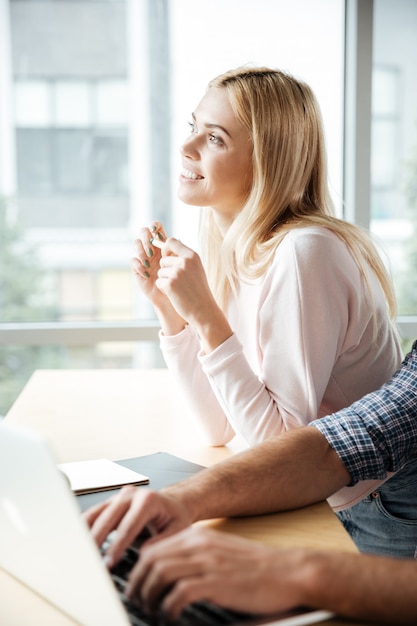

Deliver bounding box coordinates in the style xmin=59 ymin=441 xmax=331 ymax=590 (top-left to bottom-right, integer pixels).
xmin=160 ymin=226 xmax=403 ymax=510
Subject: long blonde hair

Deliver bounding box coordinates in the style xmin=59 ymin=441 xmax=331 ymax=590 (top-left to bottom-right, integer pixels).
xmin=199 ymin=66 xmax=397 ymax=318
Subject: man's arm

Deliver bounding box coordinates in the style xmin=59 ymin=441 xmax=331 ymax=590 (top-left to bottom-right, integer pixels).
xmin=84 ymin=427 xmax=350 ymax=566
xmin=165 ymin=427 xmax=350 ymax=520
xmin=302 ymin=548 xmax=417 ymax=623
xmin=128 ymin=525 xmax=417 ymax=624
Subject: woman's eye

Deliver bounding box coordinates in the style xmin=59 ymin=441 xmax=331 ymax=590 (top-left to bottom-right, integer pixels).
xmin=209 ymin=133 xmax=223 ymax=145
xmin=188 ymin=121 xmax=197 ymax=134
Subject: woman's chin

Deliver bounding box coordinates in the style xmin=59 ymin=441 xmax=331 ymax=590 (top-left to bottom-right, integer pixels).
xmin=177 ymin=188 xmax=205 ymax=207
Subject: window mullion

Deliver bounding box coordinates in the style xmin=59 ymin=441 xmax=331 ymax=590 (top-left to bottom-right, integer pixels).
xmin=343 ymin=0 xmax=374 ymax=229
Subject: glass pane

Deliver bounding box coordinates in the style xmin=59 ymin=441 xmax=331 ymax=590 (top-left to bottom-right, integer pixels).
xmin=371 ymin=120 xmax=398 ymax=189
xmin=371 ymin=0 xmax=417 ymax=320
xmin=54 ymin=80 xmax=92 ymax=127
xmin=55 ymin=130 xmax=92 ymax=192
xmin=97 ymin=269 xmax=133 ymax=320
xmin=59 ymin=271 xmax=95 ymax=320
xmin=14 ymin=80 xmax=50 ymax=126
xmin=372 ymin=67 xmax=399 ymax=116
xmin=93 ymin=130 xmax=128 ymax=193
xmin=96 ymin=80 xmax=128 ymax=126
xmin=16 ymin=129 xmax=52 ymax=193
xmin=168 ymin=0 xmax=345 ymax=244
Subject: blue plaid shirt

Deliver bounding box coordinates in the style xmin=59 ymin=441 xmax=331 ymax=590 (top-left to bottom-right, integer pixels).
xmin=312 ymin=340 xmax=417 ymax=485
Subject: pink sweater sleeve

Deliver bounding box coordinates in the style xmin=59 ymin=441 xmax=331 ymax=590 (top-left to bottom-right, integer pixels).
xmin=160 ymin=325 xmax=235 ymax=445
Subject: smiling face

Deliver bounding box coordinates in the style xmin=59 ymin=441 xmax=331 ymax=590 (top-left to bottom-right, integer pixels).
xmin=178 ymin=87 xmax=253 ymax=228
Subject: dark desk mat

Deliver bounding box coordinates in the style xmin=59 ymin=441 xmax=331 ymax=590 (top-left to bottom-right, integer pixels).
xmin=76 ymin=451 xmax=205 ymax=511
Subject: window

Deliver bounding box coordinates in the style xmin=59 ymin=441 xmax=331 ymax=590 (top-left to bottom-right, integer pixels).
xmin=371 ymin=67 xmax=400 ymax=192
xmin=370 ymin=0 xmax=417 ymax=328
xmin=15 ymin=79 xmax=128 ymax=198
xmin=0 ymin=0 xmax=345 ymax=415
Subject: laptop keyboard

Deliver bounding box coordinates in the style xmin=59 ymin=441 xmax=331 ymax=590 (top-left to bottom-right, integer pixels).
xmin=102 ymin=535 xmax=255 ymax=626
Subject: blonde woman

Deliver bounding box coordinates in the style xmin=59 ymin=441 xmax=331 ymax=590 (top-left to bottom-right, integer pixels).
xmin=132 ymin=67 xmax=406 ymax=552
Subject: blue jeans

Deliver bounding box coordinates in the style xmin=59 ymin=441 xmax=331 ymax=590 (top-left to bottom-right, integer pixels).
xmin=336 ymin=457 xmax=417 ymax=558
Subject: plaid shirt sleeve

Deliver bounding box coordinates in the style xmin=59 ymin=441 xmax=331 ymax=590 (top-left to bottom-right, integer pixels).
xmin=311 ymin=341 xmax=417 ymax=485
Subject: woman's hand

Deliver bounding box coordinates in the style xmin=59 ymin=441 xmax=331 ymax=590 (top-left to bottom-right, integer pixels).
xmin=131 ymin=222 xmax=187 ymax=335
xmin=131 ymin=222 xmax=232 ymax=348
xmin=155 ymin=238 xmax=233 ymax=352
xmin=131 ymin=222 xmax=168 ymax=307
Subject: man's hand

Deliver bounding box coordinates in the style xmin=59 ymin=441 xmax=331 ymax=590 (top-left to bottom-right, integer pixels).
xmin=126 ymin=526 xmax=307 ymax=620
xmin=83 ymin=487 xmax=193 ymax=568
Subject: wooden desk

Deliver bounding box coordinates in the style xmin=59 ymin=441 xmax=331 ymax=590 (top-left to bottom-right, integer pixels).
xmin=2 ymin=369 xmax=367 ymax=626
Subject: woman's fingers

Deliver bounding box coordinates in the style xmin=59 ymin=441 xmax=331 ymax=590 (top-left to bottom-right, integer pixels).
xmin=150 ymin=221 xmax=168 ymax=243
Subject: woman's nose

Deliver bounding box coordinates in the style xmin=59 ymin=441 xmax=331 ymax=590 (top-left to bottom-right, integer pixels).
xmin=180 ymin=134 xmax=199 ymax=159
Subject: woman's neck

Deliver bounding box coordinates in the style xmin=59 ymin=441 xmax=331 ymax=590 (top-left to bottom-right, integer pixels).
xmin=211 ymin=209 xmax=235 ymax=237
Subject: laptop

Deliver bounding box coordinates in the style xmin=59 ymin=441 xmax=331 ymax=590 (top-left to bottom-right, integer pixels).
xmin=0 ymin=420 xmax=335 ymax=626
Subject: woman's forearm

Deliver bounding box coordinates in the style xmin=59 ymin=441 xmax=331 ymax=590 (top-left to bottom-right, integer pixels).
xmin=154 ymin=301 xmax=187 ymax=336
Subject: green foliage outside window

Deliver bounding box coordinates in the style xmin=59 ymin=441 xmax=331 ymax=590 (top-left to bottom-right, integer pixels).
xmin=0 ymin=197 xmax=60 ymax=416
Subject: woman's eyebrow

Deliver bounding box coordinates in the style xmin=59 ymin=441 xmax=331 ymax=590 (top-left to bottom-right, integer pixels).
xmin=205 ymin=122 xmax=232 ymax=138
xmin=191 ymin=112 xmax=232 ymax=138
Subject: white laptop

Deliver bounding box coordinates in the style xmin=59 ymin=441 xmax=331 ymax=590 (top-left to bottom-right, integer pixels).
xmin=0 ymin=420 xmax=335 ymax=626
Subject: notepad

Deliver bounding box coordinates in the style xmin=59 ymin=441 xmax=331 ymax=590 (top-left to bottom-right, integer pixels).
xmin=58 ymin=458 xmax=149 ymax=494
